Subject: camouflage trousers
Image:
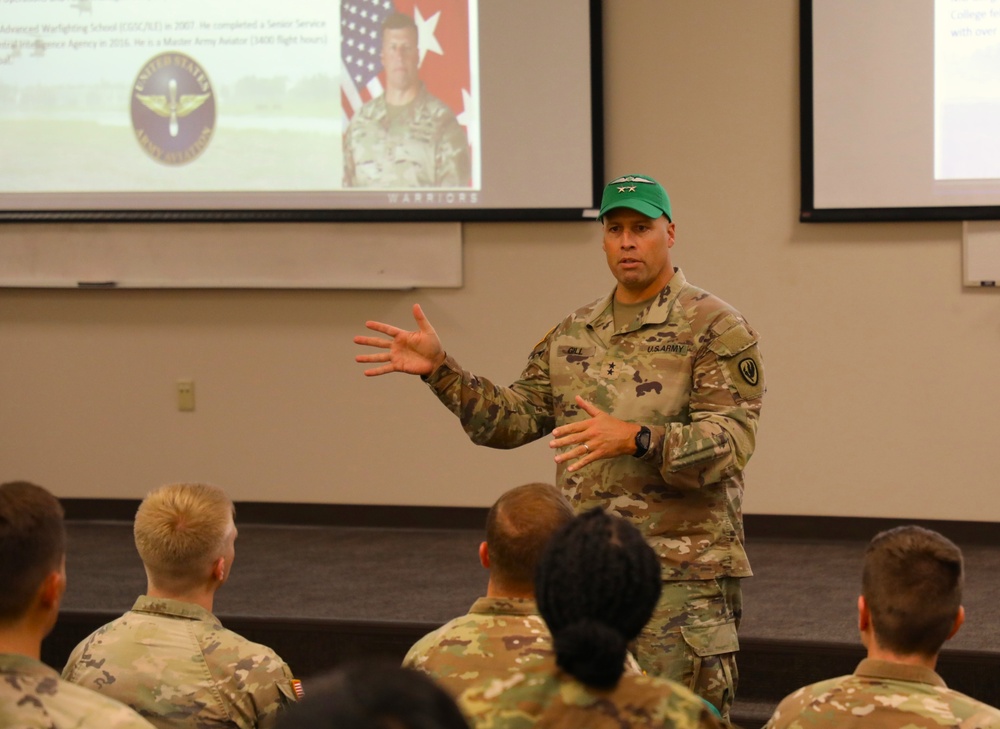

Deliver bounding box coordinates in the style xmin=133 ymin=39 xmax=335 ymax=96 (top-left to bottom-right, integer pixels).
xmin=634 ymin=577 xmax=742 ymax=720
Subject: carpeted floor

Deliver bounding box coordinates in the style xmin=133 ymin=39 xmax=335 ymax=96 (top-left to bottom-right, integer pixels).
xmin=61 ymin=521 xmax=1000 ymax=653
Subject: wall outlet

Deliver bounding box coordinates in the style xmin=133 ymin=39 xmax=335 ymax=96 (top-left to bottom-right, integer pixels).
xmin=177 ymin=380 xmax=195 ymax=412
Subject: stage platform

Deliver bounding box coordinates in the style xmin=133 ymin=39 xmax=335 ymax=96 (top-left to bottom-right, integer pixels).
xmin=45 ymin=507 xmax=1000 ymax=728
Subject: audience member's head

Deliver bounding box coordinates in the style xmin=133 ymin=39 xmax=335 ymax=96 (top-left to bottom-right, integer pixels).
xmin=482 ymin=482 xmax=574 ymax=596
xmin=0 ymin=481 xmax=67 ymax=639
xmin=861 ymin=525 xmax=964 ymax=659
xmin=535 ymin=507 xmax=661 ymax=689
xmin=134 ymin=482 xmax=236 ymax=595
xmin=275 ymin=660 xmax=468 ymax=729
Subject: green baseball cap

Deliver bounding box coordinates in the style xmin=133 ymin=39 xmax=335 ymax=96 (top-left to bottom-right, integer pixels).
xmin=598 ymin=174 xmax=672 ymax=222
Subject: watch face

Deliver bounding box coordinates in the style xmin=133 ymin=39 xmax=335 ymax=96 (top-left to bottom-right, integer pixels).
xmin=635 ymin=427 xmax=651 ymax=455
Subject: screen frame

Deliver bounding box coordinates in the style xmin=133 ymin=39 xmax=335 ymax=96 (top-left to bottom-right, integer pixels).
xmin=1 ymin=1 xmax=604 ymax=225
xmin=800 ymin=0 xmax=1000 ymax=223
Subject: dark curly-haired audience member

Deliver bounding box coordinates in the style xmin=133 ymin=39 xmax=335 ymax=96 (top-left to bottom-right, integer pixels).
xmin=536 ymin=506 xmax=661 ymax=689
xmin=532 ymin=508 xmax=722 ymax=729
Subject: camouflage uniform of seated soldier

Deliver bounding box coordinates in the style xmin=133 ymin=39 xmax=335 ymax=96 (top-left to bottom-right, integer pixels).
xmin=528 ymin=508 xmax=723 ymax=729
xmin=403 ymin=482 xmax=580 ymax=728
xmin=62 ymin=482 xmax=300 ymax=729
xmin=765 ymin=526 xmax=1000 ymax=729
xmin=0 ymin=481 xmax=156 ymax=729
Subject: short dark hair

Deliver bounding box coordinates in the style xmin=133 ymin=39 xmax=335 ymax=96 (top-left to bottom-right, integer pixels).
xmin=535 ymin=508 xmax=662 ymax=689
xmin=485 ymin=482 xmax=575 ymax=590
xmin=382 ymin=12 xmax=418 ymax=35
xmin=274 ymin=660 xmax=468 ymax=729
xmin=0 ymin=481 xmax=66 ymax=621
xmin=862 ymin=525 xmax=963 ymax=657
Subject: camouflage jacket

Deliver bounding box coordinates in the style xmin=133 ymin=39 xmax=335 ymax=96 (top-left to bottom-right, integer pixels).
xmin=403 ymin=596 xmax=553 ymax=726
xmin=426 ymin=268 xmax=764 ymax=580
xmin=343 ymin=83 xmax=471 ymax=188
xmin=0 ymin=652 xmax=156 ymax=729
xmin=462 ymin=665 xmax=721 ymax=729
xmin=764 ymin=658 xmax=1000 ymax=729
xmin=403 ymin=597 xmax=697 ymax=729
xmin=61 ymin=596 xmax=298 ymax=729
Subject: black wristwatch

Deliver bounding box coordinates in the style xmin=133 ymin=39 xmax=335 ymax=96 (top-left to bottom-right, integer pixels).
xmin=633 ymin=426 xmax=651 ymax=458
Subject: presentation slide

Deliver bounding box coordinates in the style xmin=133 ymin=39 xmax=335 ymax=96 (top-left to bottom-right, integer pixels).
xmin=934 ymin=0 xmax=1000 ymax=181
xmin=2 ymin=1 xmax=346 ymax=191
xmin=0 ymin=0 xmax=510 ymax=214
xmin=805 ymin=0 xmax=1000 ymax=220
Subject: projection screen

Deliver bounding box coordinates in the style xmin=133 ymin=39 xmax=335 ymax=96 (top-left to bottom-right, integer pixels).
xmin=802 ymin=0 xmax=1000 ymax=222
xmin=0 ymin=0 xmax=603 ymax=222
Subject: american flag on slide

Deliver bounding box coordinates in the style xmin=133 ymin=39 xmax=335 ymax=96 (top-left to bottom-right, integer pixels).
xmin=340 ymin=0 xmax=476 ymax=158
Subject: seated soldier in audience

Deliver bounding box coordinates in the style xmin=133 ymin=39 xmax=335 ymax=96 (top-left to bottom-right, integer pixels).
xmin=403 ymin=482 xmax=576 ymax=725
xmin=62 ymin=482 xmax=299 ymax=729
xmin=531 ymin=508 xmax=722 ymax=729
xmin=275 ymin=660 xmax=469 ymax=729
xmin=764 ymin=525 xmax=1000 ymax=729
xmin=0 ymin=481 xmax=155 ymax=729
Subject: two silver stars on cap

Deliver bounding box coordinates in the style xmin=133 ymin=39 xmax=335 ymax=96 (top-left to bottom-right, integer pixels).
xmin=609 ymin=174 xmax=655 ymax=194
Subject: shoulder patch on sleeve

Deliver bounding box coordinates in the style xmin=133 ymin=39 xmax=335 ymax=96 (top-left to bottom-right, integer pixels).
xmin=708 ymin=321 xmax=764 ymax=400
xmin=729 ymin=352 xmax=763 ymax=399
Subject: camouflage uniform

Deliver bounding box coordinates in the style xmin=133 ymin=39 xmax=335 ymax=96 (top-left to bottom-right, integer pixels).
xmin=425 ymin=267 xmax=764 ymax=717
xmin=466 ymin=668 xmax=722 ymax=729
xmin=343 ymin=83 xmax=471 ymax=188
xmin=61 ymin=596 xmax=298 ymax=729
xmin=403 ymin=597 xmax=551 ymax=693
xmin=764 ymin=658 xmax=1000 ymax=729
xmin=404 ymin=597 xmax=650 ymax=728
xmin=0 ymin=652 xmax=156 ymax=729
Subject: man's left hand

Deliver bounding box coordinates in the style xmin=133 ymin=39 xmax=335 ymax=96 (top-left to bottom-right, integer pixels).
xmin=549 ymin=396 xmax=642 ymax=472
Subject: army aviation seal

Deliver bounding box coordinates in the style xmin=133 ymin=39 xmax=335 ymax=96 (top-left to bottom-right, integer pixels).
xmin=131 ymin=51 xmax=215 ymax=165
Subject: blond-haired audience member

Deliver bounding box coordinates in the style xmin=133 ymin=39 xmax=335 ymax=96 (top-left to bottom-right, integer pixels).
xmin=63 ymin=483 xmax=299 ymax=729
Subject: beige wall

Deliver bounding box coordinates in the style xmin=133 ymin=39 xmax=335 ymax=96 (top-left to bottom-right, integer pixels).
xmin=2 ymin=1 xmax=998 ymax=519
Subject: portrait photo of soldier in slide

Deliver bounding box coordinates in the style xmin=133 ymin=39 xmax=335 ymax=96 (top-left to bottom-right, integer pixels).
xmin=341 ymin=0 xmax=474 ymax=189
